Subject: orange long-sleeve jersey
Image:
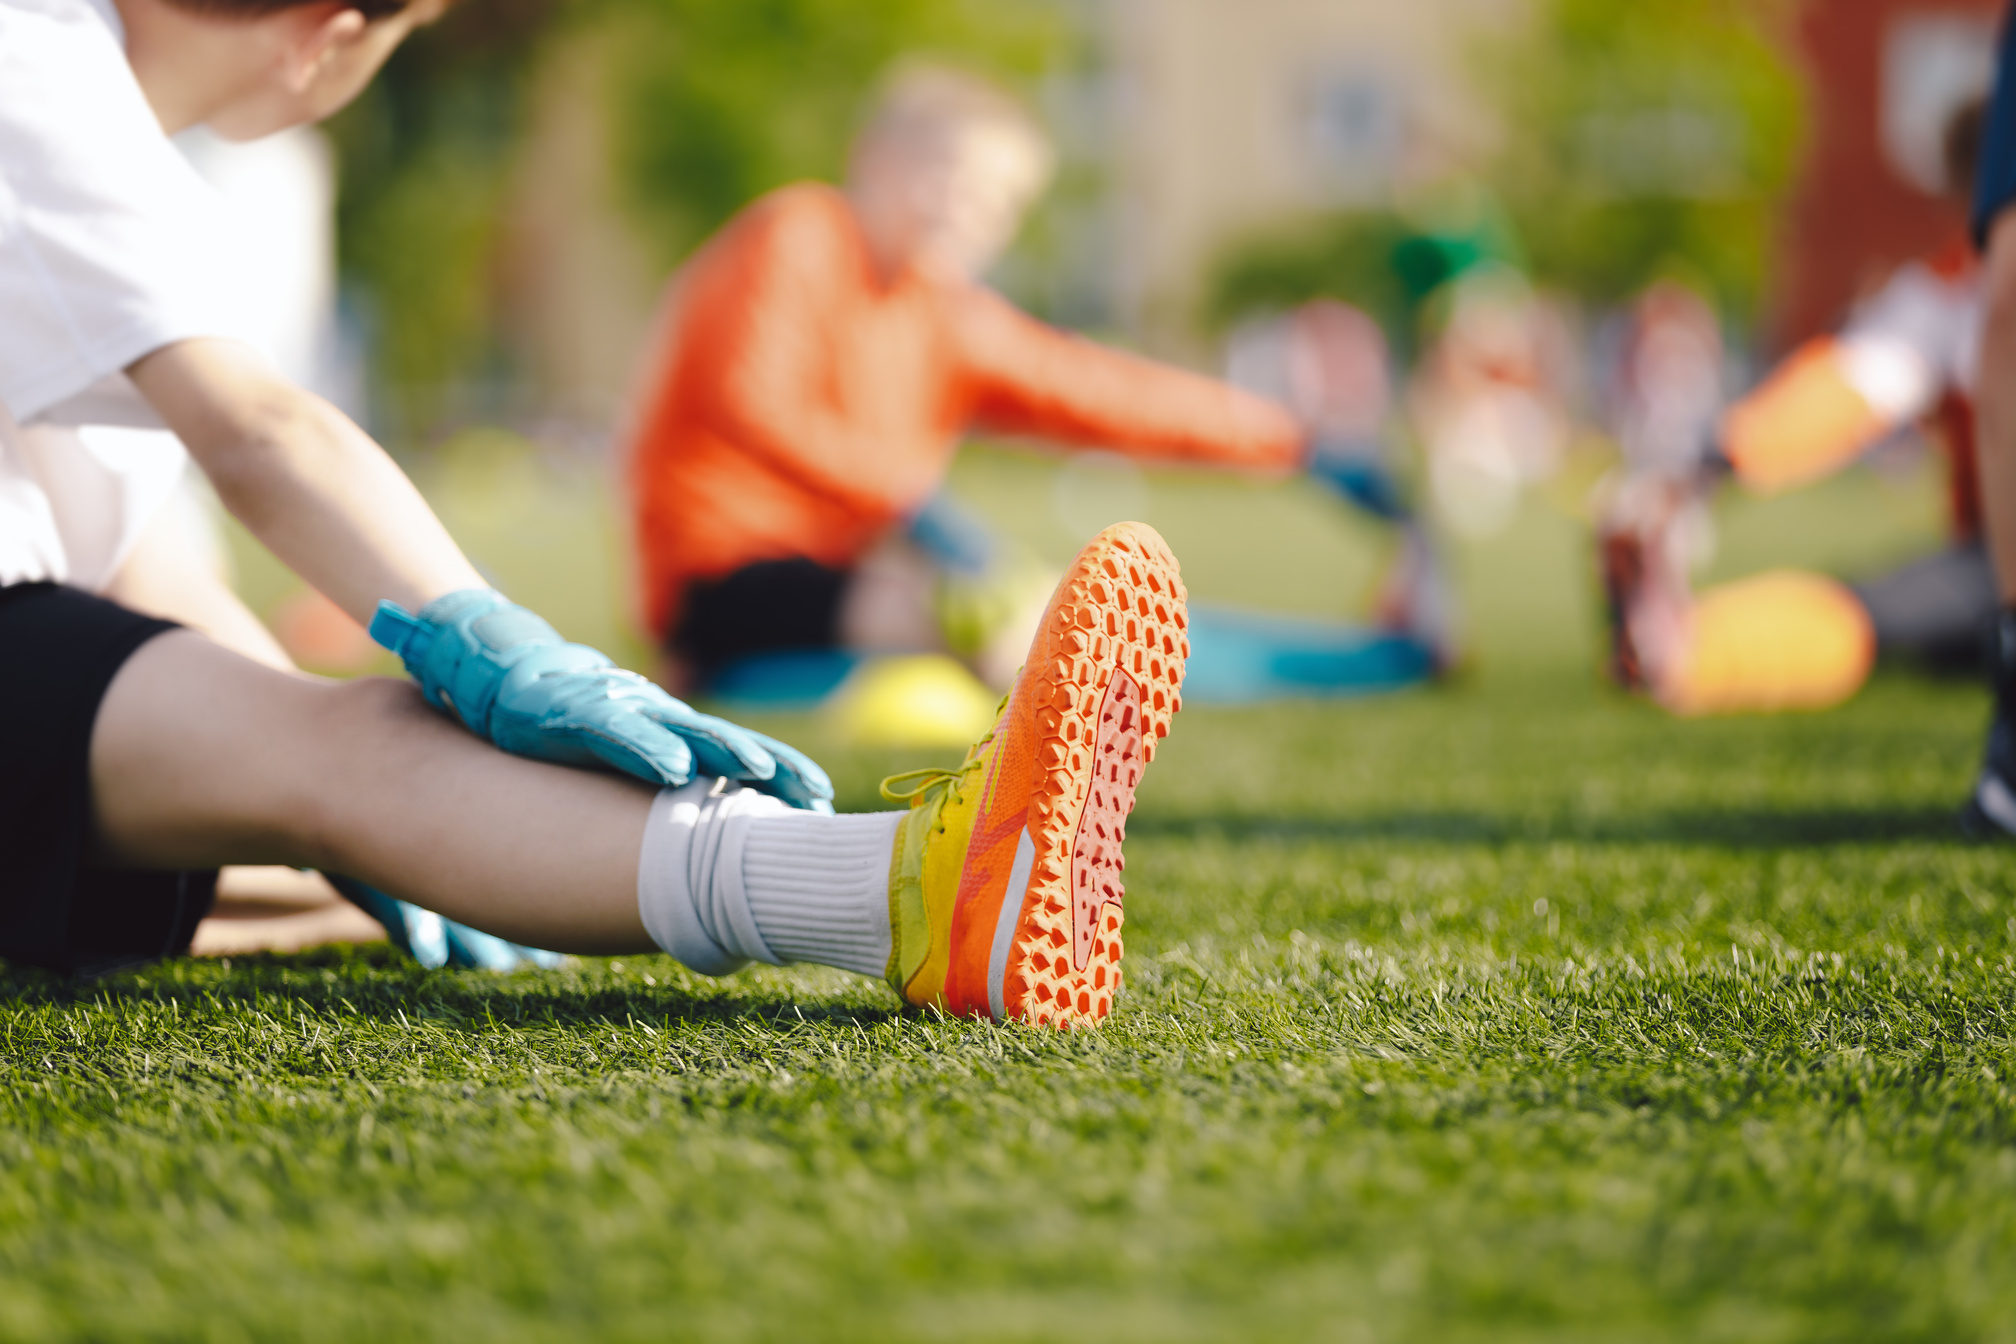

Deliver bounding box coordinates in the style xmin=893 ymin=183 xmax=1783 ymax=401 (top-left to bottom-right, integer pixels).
xmin=627 ymin=184 xmax=1304 ymax=639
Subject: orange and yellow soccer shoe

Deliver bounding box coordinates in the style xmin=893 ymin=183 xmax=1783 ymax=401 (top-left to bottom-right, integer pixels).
xmin=880 ymin=522 xmax=1187 ymax=1028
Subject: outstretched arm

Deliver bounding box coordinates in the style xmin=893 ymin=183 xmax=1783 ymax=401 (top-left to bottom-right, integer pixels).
xmin=128 ymin=336 xmax=832 ymax=806
xmin=128 ymin=337 xmax=484 ymax=623
xmin=1718 ymin=264 xmax=1961 ymax=495
xmin=951 ymin=289 xmax=1305 ymax=472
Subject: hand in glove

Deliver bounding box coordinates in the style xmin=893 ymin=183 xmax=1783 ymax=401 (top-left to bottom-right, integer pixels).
xmin=370 ymin=589 xmax=833 ymax=808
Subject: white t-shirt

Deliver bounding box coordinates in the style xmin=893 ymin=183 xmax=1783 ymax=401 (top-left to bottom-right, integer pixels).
xmin=0 ymin=0 xmax=249 ymax=590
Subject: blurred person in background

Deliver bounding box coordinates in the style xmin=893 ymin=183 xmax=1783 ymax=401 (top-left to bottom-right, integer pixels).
xmin=1408 ymin=265 xmax=1578 ymax=539
xmin=1602 ymin=99 xmax=1990 ymax=717
xmin=1225 ymin=297 xmax=1456 ymax=653
xmin=626 ymin=65 xmax=1407 ymax=694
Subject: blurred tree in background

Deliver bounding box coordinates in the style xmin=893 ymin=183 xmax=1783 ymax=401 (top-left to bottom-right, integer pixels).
xmin=602 ymin=0 xmax=1062 ymax=268
xmin=326 ymin=0 xmax=553 ymax=436
xmin=329 ymin=0 xmax=1063 ymax=438
xmin=1204 ymin=0 xmax=1802 ymax=347
xmin=1203 ymin=192 xmax=1526 ymax=364
xmin=1486 ymin=0 xmax=1802 ymax=320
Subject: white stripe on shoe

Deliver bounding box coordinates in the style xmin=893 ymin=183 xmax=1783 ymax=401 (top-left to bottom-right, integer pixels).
xmin=1976 ymin=771 xmax=2016 ymax=836
xmin=988 ymin=828 xmax=1036 ymax=1022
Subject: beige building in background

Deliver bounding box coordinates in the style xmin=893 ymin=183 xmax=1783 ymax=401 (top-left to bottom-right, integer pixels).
xmin=1095 ymin=0 xmax=1512 ymax=359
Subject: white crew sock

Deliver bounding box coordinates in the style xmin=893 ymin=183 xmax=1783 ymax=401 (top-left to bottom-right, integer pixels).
xmin=637 ymin=779 xmax=903 ymax=979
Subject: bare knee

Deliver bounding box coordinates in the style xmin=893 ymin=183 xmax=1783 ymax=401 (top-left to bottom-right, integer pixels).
xmin=268 ymin=675 xmax=461 ymax=867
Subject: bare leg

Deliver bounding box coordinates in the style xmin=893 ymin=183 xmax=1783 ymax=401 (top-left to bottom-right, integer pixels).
xmin=90 ymin=631 xmax=658 ymax=954
xmin=104 ymin=498 xmax=387 ymax=948
xmin=191 ymin=868 xmax=385 ymax=954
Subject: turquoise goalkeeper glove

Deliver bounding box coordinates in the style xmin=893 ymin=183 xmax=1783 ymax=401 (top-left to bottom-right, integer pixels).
xmin=328 ymin=875 xmax=567 ymax=972
xmin=369 ymin=589 xmax=833 ymax=808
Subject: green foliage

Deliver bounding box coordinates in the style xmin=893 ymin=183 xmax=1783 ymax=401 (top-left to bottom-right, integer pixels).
xmin=1203 ymin=213 xmax=1417 ymax=342
xmin=601 ymin=0 xmax=1064 ymax=267
xmin=325 ymin=0 xmax=555 ymax=436
xmin=1201 ymin=191 xmax=1523 ymax=355
xmin=1484 ymin=0 xmax=1804 ymax=319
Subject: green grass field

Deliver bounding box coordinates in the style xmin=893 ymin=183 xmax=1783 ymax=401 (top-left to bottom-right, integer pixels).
xmin=7 ymin=451 xmax=2015 ymax=1341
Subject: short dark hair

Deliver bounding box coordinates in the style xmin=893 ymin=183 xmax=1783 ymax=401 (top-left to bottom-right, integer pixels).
xmin=162 ymin=0 xmax=415 ymax=22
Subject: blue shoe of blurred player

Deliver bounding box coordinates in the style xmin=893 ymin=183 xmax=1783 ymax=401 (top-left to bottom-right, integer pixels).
xmin=1183 ymin=605 xmax=1436 ymax=704
xmin=1309 ymin=438 xmax=1463 ymax=676
xmin=326 ymin=875 xmax=568 ymax=971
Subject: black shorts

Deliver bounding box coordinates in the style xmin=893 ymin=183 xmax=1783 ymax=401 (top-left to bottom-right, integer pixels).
xmin=0 ymin=583 xmax=216 ymax=977
xmin=669 ymin=558 xmax=850 ymax=685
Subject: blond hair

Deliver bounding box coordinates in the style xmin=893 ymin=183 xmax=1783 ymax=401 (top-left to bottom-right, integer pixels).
xmin=859 ymin=63 xmax=1054 ymax=178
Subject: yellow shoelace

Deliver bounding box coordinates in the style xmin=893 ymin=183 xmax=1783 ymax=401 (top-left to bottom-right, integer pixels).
xmin=879 ymin=765 xmax=972 ymax=805
xmin=877 ymin=694 xmax=1009 ymax=810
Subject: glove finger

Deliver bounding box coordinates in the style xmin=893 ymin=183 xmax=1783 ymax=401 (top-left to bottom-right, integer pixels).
xmin=742 ymin=731 xmax=835 ymax=807
xmin=581 ymin=718 xmax=697 ymax=789
xmin=680 ymin=730 xmax=777 ymax=784
xmin=339 ymin=882 xmax=451 ymax=969
xmin=500 ymin=712 xmax=697 ymax=789
xmin=443 ymin=921 xmax=530 ymax=972
xmin=443 ymin=920 xmax=563 ymax=972
xmin=641 ymin=706 xmax=779 ymax=782
xmin=599 ymin=680 xmax=784 ymax=783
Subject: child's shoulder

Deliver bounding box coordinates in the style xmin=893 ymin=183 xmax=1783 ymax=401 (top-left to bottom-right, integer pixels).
xmin=1 ymin=0 xmax=139 ymax=118
xmin=741 ymin=182 xmax=855 ymax=241
xmin=702 ymin=182 xmax=859 ymax=275
xmin=0 ymin=0 xmax=122 ymax=53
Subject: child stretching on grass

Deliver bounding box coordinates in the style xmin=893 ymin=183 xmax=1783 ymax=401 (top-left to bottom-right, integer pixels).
xmin=626 ymin=65 xmax=1360 ymax=693
xmin=0 ymin=0 xmax=1185 ymax=1027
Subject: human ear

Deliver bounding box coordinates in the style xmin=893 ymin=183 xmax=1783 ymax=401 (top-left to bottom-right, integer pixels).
xmin=282 ymin=5 xmax=369 ymax=95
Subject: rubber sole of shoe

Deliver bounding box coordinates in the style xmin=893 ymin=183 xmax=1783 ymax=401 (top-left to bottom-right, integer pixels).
xmin=997 ymin=523 xmax=1187 ymax=1029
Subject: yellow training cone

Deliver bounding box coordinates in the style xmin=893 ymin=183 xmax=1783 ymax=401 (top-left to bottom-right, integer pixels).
xmin=1661 ymin=570 xmax=1874 ymax=716
xmin=830 ymin=654 xmax=1000 ymax=748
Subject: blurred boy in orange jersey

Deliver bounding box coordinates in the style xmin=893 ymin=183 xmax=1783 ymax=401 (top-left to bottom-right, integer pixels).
xmin=626 ymin=66 xmax=1311 ymax=691
xmin=1602 ymin=99 xmax=1989 ymax=716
